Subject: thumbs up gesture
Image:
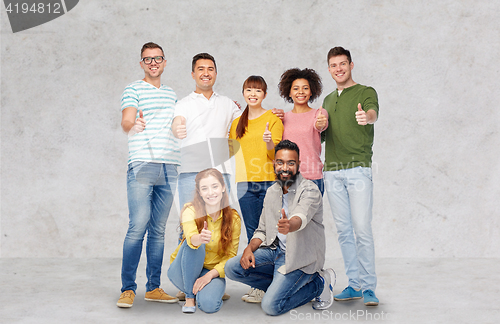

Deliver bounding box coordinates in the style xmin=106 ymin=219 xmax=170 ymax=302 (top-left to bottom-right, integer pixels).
xmin=277 ymin=208 xmax=291 ymax=235
xmin=129 ymin=110 xmax=146 ymax=136
xmin=173 ymin=116 xmax=187 ymax=139
xmin=263 ymin=122 xmax=272 ymax=143
xmin=315 ymin=108 xmax=327 ymax=131
xmin=355 ymin=103 xmax=368 ymax=125
xmin=199 ymin=220 xmax=212 ymax=244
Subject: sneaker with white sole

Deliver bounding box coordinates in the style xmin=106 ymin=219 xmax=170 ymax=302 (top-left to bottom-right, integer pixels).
xmin=363 ymin=289 xmax=379 ymax=306
xmin=117 ymin=290 xmax=135 ymax=308
xmin=144 ymin=288 xmax=178 ymax=303
xmin=241 ymin=287 xmax=255 ymax=301
xmin=245 ymin=288 xmax=265 ymax=303
xmin=312 ymin=268 xmax=336 ymax=310
xmin=334 ymin=286 xmax=362 ymax=301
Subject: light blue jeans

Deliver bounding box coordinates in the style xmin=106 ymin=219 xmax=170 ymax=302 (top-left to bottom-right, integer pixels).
xmin=167 ymin=240 xmax=225 ymax=313
xmin=324 ymin=166 xmax=377 ymax=291
xmin=121 ymin=162 xmax=178 ymax=293
xmin=225 ymin=246 xmax=323 ymax=316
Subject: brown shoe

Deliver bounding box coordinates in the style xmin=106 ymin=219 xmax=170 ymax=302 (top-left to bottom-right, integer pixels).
xmin=117 ymin=290 xmax=135 ymax=308
xmin=176 ymin=290 xmax=186 ymax=301
xmin=222 ymin=292 xmax=230 ymax=301
xmin=145 ymin=288 xmax=178 ymax=303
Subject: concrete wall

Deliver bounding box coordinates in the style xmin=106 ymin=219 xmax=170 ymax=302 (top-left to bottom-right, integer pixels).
xmin=1 ymin=0 xmax=499 ymax=258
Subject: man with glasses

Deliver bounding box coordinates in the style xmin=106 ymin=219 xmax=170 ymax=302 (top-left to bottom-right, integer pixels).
xmin=117 ymin=42 xmax=179 ymax=308
xmin=225 ymin=140 xmax=335 ymax=315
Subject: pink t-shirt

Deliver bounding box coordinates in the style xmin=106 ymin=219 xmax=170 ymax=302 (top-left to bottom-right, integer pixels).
xmin=282 ymin=108 xmax=329 ymax=180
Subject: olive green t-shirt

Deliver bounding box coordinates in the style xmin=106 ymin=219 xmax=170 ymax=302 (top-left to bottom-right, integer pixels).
xmin=322 ymin=84 xmax=379 ymax=171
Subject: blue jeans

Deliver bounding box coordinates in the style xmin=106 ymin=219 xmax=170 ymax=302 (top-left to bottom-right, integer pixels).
xmin=324 ymin=167 xmax=377 ymax=291
xmin=237 ymin=181 xmax=274 ymax=242
xmin=225 ymin=247 xmax=323 ymax=316
xmin=121 ymin=162 xmax=178 ymax=293
xmin=168 ymin=240 xmax=225 ymax=313
xmin=311 ymin=178 xmax=325 ymax=196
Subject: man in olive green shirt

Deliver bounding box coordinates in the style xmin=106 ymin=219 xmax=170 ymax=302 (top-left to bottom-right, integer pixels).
xmin=322 ymin=46 xmax=380 ymax=306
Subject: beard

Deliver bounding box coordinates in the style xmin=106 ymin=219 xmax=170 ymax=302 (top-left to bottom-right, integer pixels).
xmin=275 ymin=168 xmax=300 ymax=187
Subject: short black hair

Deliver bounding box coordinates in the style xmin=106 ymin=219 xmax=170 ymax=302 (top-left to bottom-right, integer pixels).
xmin=192 ymin=53 xmax=217 ymax=72
xmin=275 ymin=139 xmax=300 ymax=158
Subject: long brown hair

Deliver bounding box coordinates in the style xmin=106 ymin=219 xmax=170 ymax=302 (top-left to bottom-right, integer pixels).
xmin=181 ymin=168 xmax=234 ymax=256
xmin=235 ymin=75 xmax=268 ymax=139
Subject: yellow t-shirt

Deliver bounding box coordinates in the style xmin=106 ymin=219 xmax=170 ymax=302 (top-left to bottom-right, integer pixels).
xmin=229 ymin=109 xmax=283 ymax=182
xmin=170 ymin=206 xmax=241 ymax=278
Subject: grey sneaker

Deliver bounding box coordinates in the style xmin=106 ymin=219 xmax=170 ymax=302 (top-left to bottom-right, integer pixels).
xmin=312 ymin=268 xmax=336 ymax=310
xmin=245 ymin=288 xmax=265 ymax=303
xmin=241 ymin=287 xmax=255 ymax=301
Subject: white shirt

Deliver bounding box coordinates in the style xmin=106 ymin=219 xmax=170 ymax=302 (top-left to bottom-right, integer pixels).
xmin=174 ymin=91 xmax=241 ymax=173
xmin=277 ymin=193 xmax=288 ymax=251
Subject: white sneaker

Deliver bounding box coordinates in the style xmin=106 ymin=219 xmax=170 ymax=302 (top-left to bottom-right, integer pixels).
xmin=245 ymin=288 xmax=265 ymax=303
xmin=312 ymin=268 xmax=336 ymax=310
xmin=241 ymin=287 xmax=255 ymax=301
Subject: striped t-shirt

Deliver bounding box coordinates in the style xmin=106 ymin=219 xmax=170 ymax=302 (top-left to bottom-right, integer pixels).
xmin=121 ymin=80 xmax=180 ymax=165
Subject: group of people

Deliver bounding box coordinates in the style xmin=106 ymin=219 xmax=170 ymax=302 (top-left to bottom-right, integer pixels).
xmin=116 ymin=42 xmax=380 ymax=316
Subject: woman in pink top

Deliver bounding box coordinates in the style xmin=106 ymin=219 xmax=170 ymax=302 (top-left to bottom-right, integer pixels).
xmin=278 ymin=68 xmax=328 ymax=195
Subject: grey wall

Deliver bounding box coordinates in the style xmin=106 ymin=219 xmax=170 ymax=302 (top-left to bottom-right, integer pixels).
xmin=1 ymin=1 xmax=499 ymax=258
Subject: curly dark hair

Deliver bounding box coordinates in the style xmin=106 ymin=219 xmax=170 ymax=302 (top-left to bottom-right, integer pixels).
xmin=278 ymin=68 xmax=322 ymax=104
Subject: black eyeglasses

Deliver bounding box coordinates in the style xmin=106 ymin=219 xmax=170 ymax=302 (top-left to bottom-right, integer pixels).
xmin=141 ymin=56 xmax=165 ymax=64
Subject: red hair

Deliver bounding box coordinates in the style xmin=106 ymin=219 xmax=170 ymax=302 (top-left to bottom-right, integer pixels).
xmin=181 ymin=168 xmax=234 ymax=256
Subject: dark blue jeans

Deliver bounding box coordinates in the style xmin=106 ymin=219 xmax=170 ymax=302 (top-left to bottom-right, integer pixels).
xmin=237 ymin=181 xmax=274 ymax=242
xmin=225 ymin=247 xmax=323 ymax=316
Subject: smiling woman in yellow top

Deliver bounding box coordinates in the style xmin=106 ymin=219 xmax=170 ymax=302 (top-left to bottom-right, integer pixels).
xmin=168 ymin=168 xmax=241 ymax=314
xmin=229 ymin=76 xmax=283 ymax=244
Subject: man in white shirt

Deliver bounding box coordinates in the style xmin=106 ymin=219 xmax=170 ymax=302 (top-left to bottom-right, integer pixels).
xmin=172 ymin=53 xmax=241 ymax=211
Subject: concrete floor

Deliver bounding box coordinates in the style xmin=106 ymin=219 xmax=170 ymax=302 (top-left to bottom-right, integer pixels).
xmin=1 ymin=257 xmax=499 ymax=323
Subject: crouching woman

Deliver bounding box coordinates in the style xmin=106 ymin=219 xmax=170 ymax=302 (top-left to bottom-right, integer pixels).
xmin=168 ymin=168 xmax=241 ymax=314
